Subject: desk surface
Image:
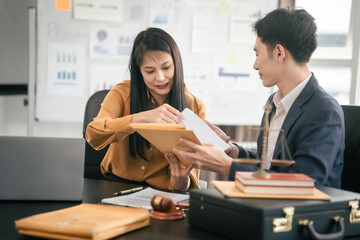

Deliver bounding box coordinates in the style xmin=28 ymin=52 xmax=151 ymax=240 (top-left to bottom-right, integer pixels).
xmin=0 ymin=178 xmax=229 ymax=240
xmin=2 ymin=179 xmax=360 ymax=240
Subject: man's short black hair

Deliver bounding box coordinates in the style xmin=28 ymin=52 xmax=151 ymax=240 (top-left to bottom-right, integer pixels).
xmin=253 ymin=8 xmax=317 ymax=63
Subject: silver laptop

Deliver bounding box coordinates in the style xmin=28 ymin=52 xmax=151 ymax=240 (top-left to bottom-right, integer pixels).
xmin=0 ymin=136 xmax=85 ymax=201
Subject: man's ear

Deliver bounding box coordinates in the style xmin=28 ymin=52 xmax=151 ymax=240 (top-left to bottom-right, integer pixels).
xmin=275 ymin=44 xmax=286 ymax=60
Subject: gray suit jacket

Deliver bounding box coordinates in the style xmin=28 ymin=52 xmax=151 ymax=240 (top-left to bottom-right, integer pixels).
xmin=229 ymin=74 xmax=345 ymax=188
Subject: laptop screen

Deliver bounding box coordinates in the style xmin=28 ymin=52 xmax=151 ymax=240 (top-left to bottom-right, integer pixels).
xmin=0 ymin=136 xmax=85 ymax=201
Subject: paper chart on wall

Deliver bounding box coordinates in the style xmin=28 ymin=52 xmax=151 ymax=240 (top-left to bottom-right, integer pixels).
xmin=229 ymin=0 xmax=267 ymax=44
xmin=89 ymin=63 xmax=129 ymax=95
xmin=89 ymin=23 xmax=140 ymax=59
xmin=184 ymin=64 xmax=212 ymax=108
xmin=201 ymin=54 xmax=270 ymax=125
xmin=149 ymin=0 xmax=183 ymax=28
xmin=212 ymin=55 xmax=256 ymax=91
xmin=205 ymin=90 xmax=268 ymax=126
xmin=191 ymin=0 xmax=230 ymax=53
xmin=73 ymin=0 xmax=123 ymax=22
xmin=125 ymin=0 xmax=147 ymax=22
xmin=46 ymin=43 xmax=86 ymax=97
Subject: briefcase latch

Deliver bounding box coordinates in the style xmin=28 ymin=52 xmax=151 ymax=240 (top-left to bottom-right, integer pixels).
xmin=273 ymin=206 xmax=295 ymax=233
xmin=349 ymin=200 xmax=360 ymax=224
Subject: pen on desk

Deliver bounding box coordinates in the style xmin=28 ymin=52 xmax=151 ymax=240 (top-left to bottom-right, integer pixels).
xmin=113 ymin=186 xmax=144 ymax=196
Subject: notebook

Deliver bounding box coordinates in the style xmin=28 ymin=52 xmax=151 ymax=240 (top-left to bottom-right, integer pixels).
xmin=0 ymin=136 xmax=85 ymax=201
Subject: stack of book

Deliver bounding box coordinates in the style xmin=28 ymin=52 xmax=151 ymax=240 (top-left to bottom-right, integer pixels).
xmin=235 ymin=171 xmax=315 ymax=195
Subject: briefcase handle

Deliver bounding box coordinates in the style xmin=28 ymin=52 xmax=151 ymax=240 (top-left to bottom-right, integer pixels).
xmin=299 ymin=216 xmax=345 ymax=240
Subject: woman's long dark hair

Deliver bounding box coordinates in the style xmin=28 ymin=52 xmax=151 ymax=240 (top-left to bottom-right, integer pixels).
xmin=129 ymin=27 xmax=187 ymax=160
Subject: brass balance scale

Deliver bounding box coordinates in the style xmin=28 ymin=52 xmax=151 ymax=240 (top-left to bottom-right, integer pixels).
xmin=233 ymin=101 xmax=295 ymax=178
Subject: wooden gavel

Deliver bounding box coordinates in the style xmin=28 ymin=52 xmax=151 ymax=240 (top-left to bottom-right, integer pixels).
xmin=151 ymin=195 xmax=189 ymax=212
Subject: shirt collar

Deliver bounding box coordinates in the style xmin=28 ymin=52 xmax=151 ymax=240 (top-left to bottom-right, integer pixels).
xmin=273 ymin=73 xmax=312 ymax=113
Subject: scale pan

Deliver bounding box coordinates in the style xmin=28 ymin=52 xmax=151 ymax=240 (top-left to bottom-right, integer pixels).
xmin=270 ymin=159 xmax=295 ymax=167
xmin=233 ymin=158 xmax=260 ymax=166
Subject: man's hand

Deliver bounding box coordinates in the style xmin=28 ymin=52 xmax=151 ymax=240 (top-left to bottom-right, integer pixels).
xmin=173 ymin=138 xmax=233 ymax=176
xmin=204 ymin=120 xmax=239 ymax=158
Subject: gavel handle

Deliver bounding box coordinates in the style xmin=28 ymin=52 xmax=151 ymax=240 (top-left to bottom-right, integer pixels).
xmin=174 ymin=202 xmax=190 ymax=208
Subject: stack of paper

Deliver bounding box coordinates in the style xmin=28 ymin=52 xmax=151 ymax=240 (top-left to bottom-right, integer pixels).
xmin=181 ymin=108 xmax=229 ymax=151
xmin=101 ymin=187 xmax=189 ymax=210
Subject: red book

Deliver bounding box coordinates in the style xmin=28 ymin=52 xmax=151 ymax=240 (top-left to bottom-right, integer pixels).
xmin=235 ymin=180 xmax=314 ymax=195
xmin=235 ymin=171 xmax=315 ymax=187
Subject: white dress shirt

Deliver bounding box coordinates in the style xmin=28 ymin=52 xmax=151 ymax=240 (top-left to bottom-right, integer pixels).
xmin=264 ymin=73 xmax=312 ymax=169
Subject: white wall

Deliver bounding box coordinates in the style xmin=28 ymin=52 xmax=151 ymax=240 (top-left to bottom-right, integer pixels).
xmin=0 ymin=96 xmax=82 ymax=138
xmin=0 ymin=95 xmax=27 ymax=136
xmin=33 ymin=121 xmax=82 ymax=138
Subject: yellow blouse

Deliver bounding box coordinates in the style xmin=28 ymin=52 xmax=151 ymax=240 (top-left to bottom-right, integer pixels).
xmin=85 ymin=80 xmax=206 ymax=190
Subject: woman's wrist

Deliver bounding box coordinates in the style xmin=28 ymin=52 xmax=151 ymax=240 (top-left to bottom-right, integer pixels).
xmin=172 ymin=176 xmax=190 ymax=192
xmin=132 ymin=112 xmax=143 ymax=123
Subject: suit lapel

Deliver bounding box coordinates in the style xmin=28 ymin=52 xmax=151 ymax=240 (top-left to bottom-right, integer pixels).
xmin=272 ymin=74 xmax=319 ymax=160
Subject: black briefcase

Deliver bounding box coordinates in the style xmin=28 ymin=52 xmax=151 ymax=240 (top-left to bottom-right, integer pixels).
xmin=189 ymin=185 xmax=360 ymax=240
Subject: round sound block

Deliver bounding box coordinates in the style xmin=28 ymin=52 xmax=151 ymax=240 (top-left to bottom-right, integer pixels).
xmin=150 ymin=209 xmax=185 ymax=220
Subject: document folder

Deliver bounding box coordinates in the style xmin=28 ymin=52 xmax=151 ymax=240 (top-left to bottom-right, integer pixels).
xmin=15 ymin=203 xmax=150 ymax=240
xmin=131 ymin=123 xmax=201 ymax=167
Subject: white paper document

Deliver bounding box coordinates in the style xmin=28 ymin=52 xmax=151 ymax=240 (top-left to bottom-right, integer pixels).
xmin=101 ymin=187 xmax=189 ymax=210
xmin=181 ymin=108 xmax=229 ymax=151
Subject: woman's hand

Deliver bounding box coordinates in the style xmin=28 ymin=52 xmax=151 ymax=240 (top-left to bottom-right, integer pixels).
xmin=203 ymin=120 xmax=239 ymax=158
xmin=132 ymin=104 xmax=185 ymax=124
xmin=165 ymin=153 xmax=193 ymax=192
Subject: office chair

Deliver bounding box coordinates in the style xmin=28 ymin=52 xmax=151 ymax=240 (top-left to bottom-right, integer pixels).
xmin=341 ymin=105 xmax=360 ymax=193
xmin=82 ymin=90 xmax=110 ymax=179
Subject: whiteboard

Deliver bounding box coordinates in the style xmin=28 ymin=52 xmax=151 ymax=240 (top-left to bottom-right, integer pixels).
xmin=35 ymin=0 xmax=277 ymax=125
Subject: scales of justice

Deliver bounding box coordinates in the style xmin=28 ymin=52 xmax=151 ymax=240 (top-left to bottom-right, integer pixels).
xmin=233 ymin=101 xmax=295 ymax=178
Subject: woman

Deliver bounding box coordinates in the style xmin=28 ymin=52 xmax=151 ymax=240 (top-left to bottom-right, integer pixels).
xmin=85 ymin=27 xmax=206 ymax=191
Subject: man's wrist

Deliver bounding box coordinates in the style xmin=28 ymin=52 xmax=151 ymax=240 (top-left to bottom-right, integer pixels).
xmin=221 ymin=156 xmax=233 ymax=176
xmin=228 ymin=141 xmax=239 ymax=158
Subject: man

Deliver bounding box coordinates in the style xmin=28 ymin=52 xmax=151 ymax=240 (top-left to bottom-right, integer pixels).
xmin=173 ymin=8 xmax=345 ymax=188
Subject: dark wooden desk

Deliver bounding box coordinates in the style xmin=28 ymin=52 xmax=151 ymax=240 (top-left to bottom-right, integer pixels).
xmin=2 ymin=179 xmax=360 ymax=240
xmin=0 ymin=178 xmax=228 ymax=240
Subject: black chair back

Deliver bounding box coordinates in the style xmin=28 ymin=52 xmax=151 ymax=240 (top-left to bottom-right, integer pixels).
xmin=82 ymin=90 xmax=110 ymax=179
xmin=341 ymin=105 xmax=360 ymax=193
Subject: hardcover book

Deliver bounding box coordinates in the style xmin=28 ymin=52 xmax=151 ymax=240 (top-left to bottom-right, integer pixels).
xmin=235 ymin=171 xmax=315 ymax=187
xmin=212 ymin=181 xmax=331 ymax=200
xmin=235 ymin=179 xmax=314 ymax=195
xmin=235 ymin=171 xmax=315 ymax=195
